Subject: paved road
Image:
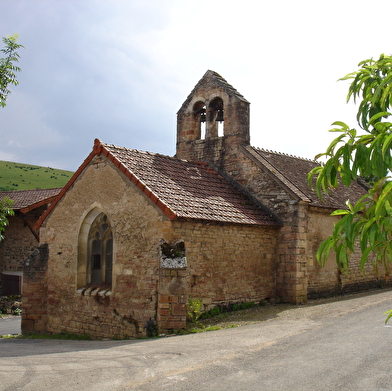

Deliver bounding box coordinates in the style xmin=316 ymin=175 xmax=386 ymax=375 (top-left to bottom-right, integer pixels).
xmin=0 ymin=290 xmax=391 ymax=391
xmin=0 ymin=316 xmax=20 ymax=336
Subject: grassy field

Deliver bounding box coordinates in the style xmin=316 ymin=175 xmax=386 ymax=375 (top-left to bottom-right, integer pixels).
xmin=0 ymin=160 xmax=74 ymax=191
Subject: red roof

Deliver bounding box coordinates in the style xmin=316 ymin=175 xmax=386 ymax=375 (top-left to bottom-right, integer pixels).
xmin=36 ymin=140 xmax=280 ymax=228
xmin=0 ymin=188 xmax=62 ymax=213
xmin=246 ymin=147 xmax=368 ymax=209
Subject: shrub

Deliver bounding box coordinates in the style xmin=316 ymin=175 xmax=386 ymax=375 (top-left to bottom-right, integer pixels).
xmin=187 ymin=298 xmax=203 ymax=323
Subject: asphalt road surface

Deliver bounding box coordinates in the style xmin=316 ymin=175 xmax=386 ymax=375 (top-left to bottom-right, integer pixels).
xmin=0 ymin=290 xmax=391 ymax=391
xmin=0 ymin=316 xmax=20 ymax=336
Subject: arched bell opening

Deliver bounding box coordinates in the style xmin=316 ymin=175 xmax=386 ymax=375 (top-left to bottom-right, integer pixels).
xmin=208 ymin=97 xmax=224 ymax=137
xmin=193 ymin=101 xmax=207 ymax=140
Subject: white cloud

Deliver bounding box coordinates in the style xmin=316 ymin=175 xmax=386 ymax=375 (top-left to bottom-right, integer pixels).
xmin=0 ymin=0 xmax=392 ymax=170
xmin=0 ymin=91 xmax=65 ymax=148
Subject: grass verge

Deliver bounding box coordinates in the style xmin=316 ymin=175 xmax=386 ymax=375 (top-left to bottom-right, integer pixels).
xmin=1 ymin=332 xmax=92 ymax=340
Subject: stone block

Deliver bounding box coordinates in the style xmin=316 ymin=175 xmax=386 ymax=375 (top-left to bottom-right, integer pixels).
xmin=159 ymin=294 xmax=177 ymax=304
xmin=172 ymin=304 xmax=186 ymax=315
xmin=159 ymin=320 xmax=186 ymax=331
xmin=159 ymin=308 xmax=170 ymax=316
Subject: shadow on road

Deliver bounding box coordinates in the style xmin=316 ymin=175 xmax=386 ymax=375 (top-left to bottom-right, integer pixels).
xmin=1 ymin=288 xmax=391 ymax=359
xmin=0 ymin=338 xmax=148 ymax=358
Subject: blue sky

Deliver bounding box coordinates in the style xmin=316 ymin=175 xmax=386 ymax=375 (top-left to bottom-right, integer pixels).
xmin=1 ymin=0 xmax=391 ymax=171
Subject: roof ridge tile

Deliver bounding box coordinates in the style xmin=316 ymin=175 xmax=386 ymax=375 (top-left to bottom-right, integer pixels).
xmin=253 ymin=146 xmax=317 ymax=163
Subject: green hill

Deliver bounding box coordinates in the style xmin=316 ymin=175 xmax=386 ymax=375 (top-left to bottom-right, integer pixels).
xmin=0 ymin=161 xmax=74 ymax=191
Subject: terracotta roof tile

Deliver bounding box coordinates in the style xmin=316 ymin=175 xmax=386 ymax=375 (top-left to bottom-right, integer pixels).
xmin=103 ymin=142 xmax=279 ymax=226
xmin=0 ymin=188 xmax=62 ymax=212
xmin=248 ymin=147 xmax=367 ymax=209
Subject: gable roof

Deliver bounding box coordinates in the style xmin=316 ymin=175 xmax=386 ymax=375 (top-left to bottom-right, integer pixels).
xmin=178 ymin=70 xmax=249 ymax=114
xmin=0 ymin=188 xmax=62 ymax=213
xmin=244 ymin=146 xmax=367 ymax=209
xmin=36 ymin=139 xmax=280 ymax=229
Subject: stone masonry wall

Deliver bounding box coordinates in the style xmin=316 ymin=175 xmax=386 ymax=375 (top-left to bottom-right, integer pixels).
xmin=156 ymin=220 xmax=278 ymax=333
xmin=177 ymin=135 xmax=310 ymax=303
xmin=34 ymin=156 xmax=168 ymax=339
xmin=23 ymin=154 xmax=279 ymax=337
xmin=175 ymin=72 xmax=388 ymax=304
xmin=176 ymin=71 xmax=250 ymax=166
xmin=175 ymin=72 xmax=310 ymax=303
xmin=22 ymin=244 xmax=49 ymax=333
xmin=224 ymin=148 xmax=390 ymax=301
xmin=0 ymin=210 xmax=41 ymax=295
xmin=172 ymin=220 xmax=278 ymax=310
xmin=274 ymin=202 xmax=309 ymax=303
xmin=218 ymin=148 xmax=309 ymax=303
xmin=177 ymin=93 xmax=309 ymax=305
xmin=158 ymin=269 xmax=187 ymax=332
xmin=1 ymin=214 xmax=38 ymax=272
xmin=176 ymin=128 xmax=386 ymax=303
xmin=307 ymin=208 xmax=391 ymax=298
xmin=307 ymin=209 xmax=340 ymax=297
xmin=339 ymin=253 xmax=390 ymax=293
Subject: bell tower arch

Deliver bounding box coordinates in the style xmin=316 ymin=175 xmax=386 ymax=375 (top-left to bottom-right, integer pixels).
xmin=176 ymin=70 xmax=250 ymax=170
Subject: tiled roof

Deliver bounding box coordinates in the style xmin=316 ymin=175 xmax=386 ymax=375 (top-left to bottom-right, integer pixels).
xmin=37 ymin=140 xmax=280 ymax=228
xmin=102 ymin=142 xmax=279 ymax=226
xmin=246 ymin=146 xmax=367 ymax=209
xmin=0 ymin=188 xmax=62 ymax=212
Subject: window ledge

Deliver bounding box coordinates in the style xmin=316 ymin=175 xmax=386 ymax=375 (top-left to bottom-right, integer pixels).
xmin=76 ymin=286 xmax=112 ymax=297
xmin=161 ymin=256 xmax=187 ymax=269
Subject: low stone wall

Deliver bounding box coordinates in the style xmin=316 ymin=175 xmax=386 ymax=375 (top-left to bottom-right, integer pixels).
xmin=22 ymin=244 xmax=48 ymax=333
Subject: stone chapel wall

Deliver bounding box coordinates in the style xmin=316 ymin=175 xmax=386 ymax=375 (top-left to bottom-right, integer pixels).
xmin=171 ymin=220 xmax=278 ymax=309
xmin=23 ymin=152 xmax=279 ymax=338
xmin=154 ymin=220 xmax=278 ymax=333
xmin=175 ymin=72 xmax=306 ymax=302
xmin=306 ymin=209 xmax=341 ymax=297
xmin=34 ymin=156 xmax=167 ymax=339
xmin=217 ymin=148 xmax=309 ymax=303
xmin=307 ymin=208 xmax=391 ymax=297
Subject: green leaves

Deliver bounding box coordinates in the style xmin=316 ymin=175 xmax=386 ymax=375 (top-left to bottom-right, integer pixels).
xmin=0 ymin=34 xmax=23 ymax=108
xmin=340 ymin=55 xmax=392 ymax=131
xmin=0 ymin=197 xmax=14 ymax=242
xmin=384 ymin=309 xmax=392 ymax=324
xmin=316 ymin=185 xmax=392 ymax=272
xmin=309 ymin=54 xmax=392 ymax=274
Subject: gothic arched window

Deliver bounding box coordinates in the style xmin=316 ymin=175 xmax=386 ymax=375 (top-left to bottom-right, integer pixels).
xmin=87 ymin=213 xmax=113 ymax=286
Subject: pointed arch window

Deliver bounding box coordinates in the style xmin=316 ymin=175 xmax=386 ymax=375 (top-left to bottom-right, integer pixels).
xmin=87 ymin=213 xmax=113 ymax=286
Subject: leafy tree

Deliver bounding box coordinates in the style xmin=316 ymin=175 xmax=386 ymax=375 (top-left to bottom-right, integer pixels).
xmin=0 ymin=34 xmax=23 ymax=108
xmin=0 ymin=197 xmax=14 ymax=242
xmin=0 ymin=35 xmax=22 ymax=241
xmin=308 ymin=54 xmax=392 ymax=275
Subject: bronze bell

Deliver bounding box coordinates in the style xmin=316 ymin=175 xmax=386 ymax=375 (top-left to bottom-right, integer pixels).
xmin=215 ymin=108 xmax=224 ymax=122
xmin=200 ymin=108 xmax=206 ymax=123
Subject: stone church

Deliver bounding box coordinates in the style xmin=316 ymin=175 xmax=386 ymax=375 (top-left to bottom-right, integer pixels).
xmin=22 ymin=70 xmax=383 ymax=338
